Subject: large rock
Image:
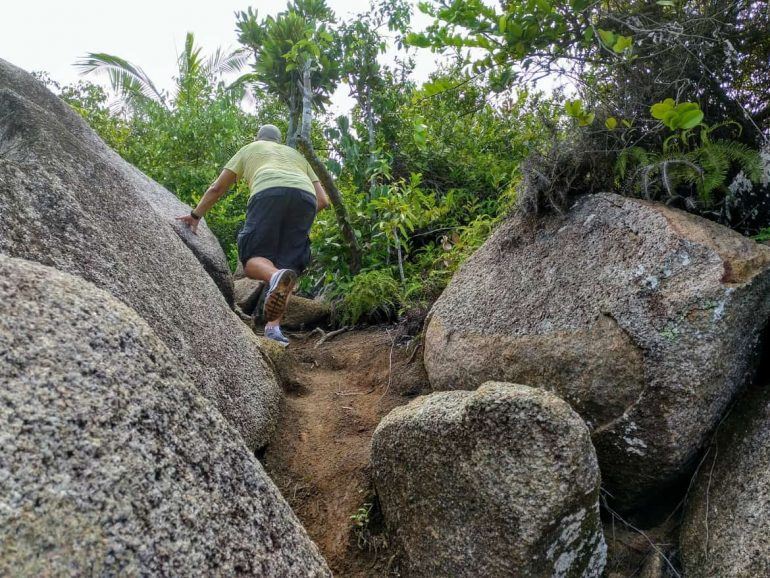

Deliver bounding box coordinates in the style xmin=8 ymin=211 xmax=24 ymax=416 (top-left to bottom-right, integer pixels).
xmin=235 ymin=276 xmax=266 ymax=315
xmin=0 ymin=59 xmax=278 ymax=449
xmin=424 ymin=193 xmax=770 ymax=508
xmin=0 ymin=59 xmax=234 ymax=305
xmin=0 ymin=255 xmax=330 ymax=576
xmin=371 ymin=382 xmax=606 ymax=577
xmin=680 ymin=379 xmax=770 ymax=576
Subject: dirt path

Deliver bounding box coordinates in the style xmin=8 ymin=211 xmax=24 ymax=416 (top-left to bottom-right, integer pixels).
xmin=262 ymin=327 xmax=427 ymax=576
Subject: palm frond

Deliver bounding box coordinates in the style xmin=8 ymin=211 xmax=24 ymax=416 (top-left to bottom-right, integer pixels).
xmin=207 ymin=47 xmax=250 ymax=77
xmin=76 ymin=53 xmax=165 ymax=106
xmin=178 ymin=32 xmax=204 ymax=83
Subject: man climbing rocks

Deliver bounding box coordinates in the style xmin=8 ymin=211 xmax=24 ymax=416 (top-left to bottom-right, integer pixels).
xmin=177 ymin=124 xmax=330 ymax=346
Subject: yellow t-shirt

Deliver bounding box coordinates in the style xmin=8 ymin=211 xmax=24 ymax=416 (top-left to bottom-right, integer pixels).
xmin=225 ymin=141 xmax=319 ymax=198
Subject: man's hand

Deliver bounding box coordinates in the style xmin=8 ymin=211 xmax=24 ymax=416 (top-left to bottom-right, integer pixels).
xmin=176 ymin=214 xmax=200 ymax=235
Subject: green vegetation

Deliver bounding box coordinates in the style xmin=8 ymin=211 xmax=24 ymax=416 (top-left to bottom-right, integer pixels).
xmin=45 ymin=0 xmax=769 ymax=325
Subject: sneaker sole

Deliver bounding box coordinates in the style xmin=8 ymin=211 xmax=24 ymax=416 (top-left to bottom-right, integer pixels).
xmin=264 ymin=270 xmax=297 ymax=322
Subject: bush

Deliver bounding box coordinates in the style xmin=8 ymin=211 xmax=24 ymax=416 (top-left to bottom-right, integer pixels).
xmin=333 ymin=269 xmax=401 ymax=326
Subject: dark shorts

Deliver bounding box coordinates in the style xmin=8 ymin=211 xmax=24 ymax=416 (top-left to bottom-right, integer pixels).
xmin=237 ymin=187 xmax=317 ymax=273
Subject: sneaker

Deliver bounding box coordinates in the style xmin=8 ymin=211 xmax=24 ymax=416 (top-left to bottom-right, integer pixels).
xmin=263 ymin=269 xmax=297 ymax=322
xmin=264 ymin=325 xmax=290 ymax=347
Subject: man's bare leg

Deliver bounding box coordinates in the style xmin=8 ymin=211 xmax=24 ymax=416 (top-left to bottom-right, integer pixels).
xmin=244 ymin=256 xmax=294 ymax=328
xmin=244 ymin=256 xmax=278 ymax=284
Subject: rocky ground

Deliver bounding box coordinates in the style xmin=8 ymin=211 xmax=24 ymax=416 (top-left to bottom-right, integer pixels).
xmin=4 ymin=56 xmax=770 ymax=577
xmin=259 ymin=327 xmax=424 ymax=576
xmin=254 ymin=322 xmax=692 ymax=578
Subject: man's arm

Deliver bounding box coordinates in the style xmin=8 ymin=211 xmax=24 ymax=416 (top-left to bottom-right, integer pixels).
xmin=176 ymin=169 xmax=238 ymax=234
xmin=314 ymin=180 xmax=330 ymax=211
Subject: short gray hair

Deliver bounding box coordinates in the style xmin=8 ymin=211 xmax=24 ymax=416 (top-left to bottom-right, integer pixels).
xmin=257 ymin=124 xmax=282 ymax=143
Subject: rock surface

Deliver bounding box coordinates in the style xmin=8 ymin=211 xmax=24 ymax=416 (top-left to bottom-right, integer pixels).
xmin=0 ymin=59 xmax=279 ymax=449
xmin=0 ymin=58 xmax=234 ymax=305
xmin=371 ymin=382 xmax=606 ymax=578
xmin=0 ymin=255 xmax=330 ymax=577
xmin=681 ymin=379 xmax=770 ymax=577
xmin=235 ymin=276 xmax=266 ymax=315
xmin=424 ymin=193 xmax=770 ymax=508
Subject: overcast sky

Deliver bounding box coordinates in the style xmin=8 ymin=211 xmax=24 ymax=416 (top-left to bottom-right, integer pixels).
xmin=0 ymin=0 xmax=439 ymax=114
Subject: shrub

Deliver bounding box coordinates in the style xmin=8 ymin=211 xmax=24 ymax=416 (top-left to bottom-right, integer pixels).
xmin=334 ymin=269 xmax=401 ymax=326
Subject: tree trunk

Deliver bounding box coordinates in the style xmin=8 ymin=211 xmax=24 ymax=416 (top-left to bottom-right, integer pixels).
xmin=394 ymin=230 xmax=405 ymax=284
xmin=364 ymin=84 xmax=377 ymax=199
xmin=298 ymin=136 xmax=362 ymax=274
xmin=300 ymin=61 xmax=313 ymax=141
xmin=296 ymin=63 xmax=362 ymax=273
xmin=287 ymin=90 xmax=298 ymax=149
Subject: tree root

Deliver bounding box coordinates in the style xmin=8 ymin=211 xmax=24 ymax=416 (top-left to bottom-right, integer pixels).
xmin=315 ymin=326 xmax=350 ymax=348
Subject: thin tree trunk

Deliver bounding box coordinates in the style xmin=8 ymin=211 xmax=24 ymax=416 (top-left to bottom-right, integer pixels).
xmin=296 ymin=62 xmax=362 ymax=273
xmin=299 ymin=136 xmax=362 ymax=273
xmin=287 ymin=90 xmax=298 ymax=149
xmin=394 ymin=231 xmax=405 ymax=284
xmin=300 ymin=61 xmax=313 ymax=141
xmin=364 ymin=84 xmax=377 ymax=199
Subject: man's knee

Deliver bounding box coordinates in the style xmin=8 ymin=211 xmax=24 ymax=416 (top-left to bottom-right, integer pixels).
xmin=244 ymin=257 xmax=277 ymax=282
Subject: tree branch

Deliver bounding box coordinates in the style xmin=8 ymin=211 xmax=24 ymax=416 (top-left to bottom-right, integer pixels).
xmin=297 ymin=135 xmax=362 ymax=273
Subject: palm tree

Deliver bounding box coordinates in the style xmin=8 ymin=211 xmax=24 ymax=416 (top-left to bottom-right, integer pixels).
xmin=76 ymin=32 xmax=249 ymax=112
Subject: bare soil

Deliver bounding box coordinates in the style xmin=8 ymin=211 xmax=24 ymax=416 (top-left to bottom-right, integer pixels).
xmin=261 ymin=326 xmax=428 ymax=577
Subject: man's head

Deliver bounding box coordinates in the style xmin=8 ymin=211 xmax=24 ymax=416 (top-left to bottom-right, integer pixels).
xmin=257 ymin=124 xmax=282 ymax=143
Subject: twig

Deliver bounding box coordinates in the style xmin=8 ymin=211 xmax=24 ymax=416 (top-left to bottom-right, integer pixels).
xmin=379 ymin=329 xmax=397 ymax=402
xmin=405 ymin=341 xmax=421 ymax=365
xmin=704 ymin=444 xmax=718 ymax=557
xmin=290 ymin=327 xmax=325 ymax=341
xmin=315 ymin=325 xmax=350 ymax=348
xmin=602 ymin=499 xmax=681 ymax=578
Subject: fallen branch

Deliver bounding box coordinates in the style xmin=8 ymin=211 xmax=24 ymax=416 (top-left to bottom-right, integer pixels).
xmin=315 ymin=326 xmax=350 ymax=348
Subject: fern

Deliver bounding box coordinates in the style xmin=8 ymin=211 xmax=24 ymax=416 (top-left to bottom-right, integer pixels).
xmin=616 ymin=134 xmax=762 ymax=209
xmin=615 ymin=146 xmax=651 ymax=182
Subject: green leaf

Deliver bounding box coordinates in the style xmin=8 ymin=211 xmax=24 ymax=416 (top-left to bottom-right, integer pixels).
xmin=656 ymin=0 xmax=675 ymax=5
xmin=675 ymin=102 xmax=699 ymax=114
xmin=605 ymin=117 xmax=618 ymax=129
xmin=650 ymin=100 xmax=674 ymax=119
xmin=564 ymin=99 xmax=582 ymax=116
xmin=662 ymin=110 xmax=679 ymax=128
xmin=404 ymin=32 xmax=431 ymax=48
xmin=598 ymin=29 xmax=616 ymax=48
xmin=498 ymin=15 xmax=507 ymax=33
xmin=613 ymin=35 xmax=632 ymax=53
xmin=578 ymin=112 xmax=595 ymax=126
xmin=678 ymin=109 xmax=704 ymax=129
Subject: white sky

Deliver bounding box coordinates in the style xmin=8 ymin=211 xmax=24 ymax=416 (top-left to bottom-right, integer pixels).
xmin=0 ymin=0 xmax=440 ymax=115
